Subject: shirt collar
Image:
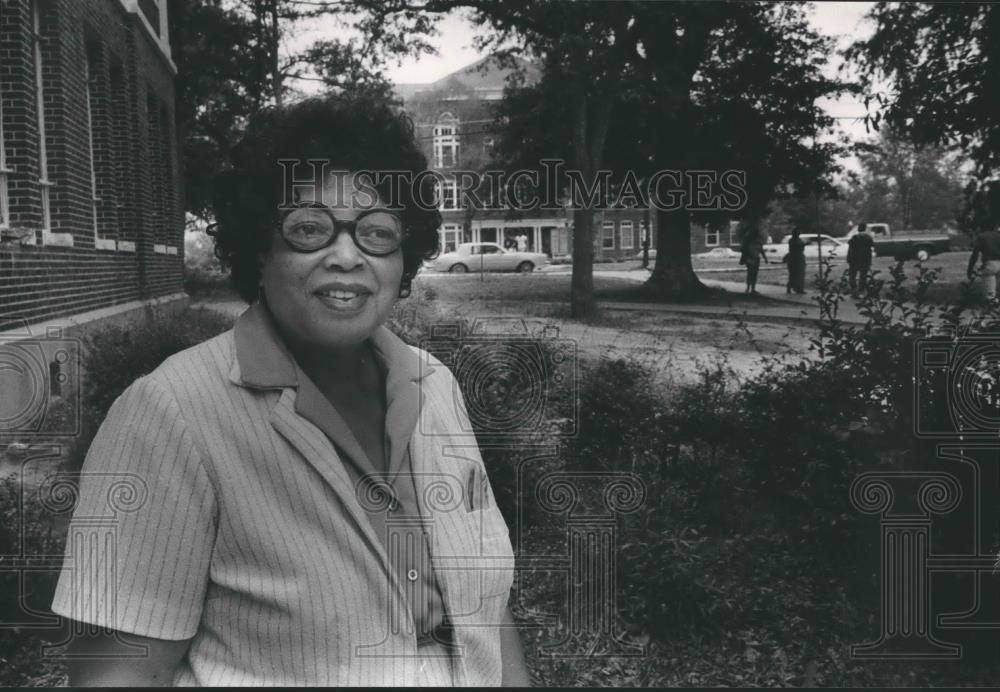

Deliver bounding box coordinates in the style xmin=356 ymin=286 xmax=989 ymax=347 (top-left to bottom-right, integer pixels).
xmin=230 ymin=301 xmax=434 ymax=390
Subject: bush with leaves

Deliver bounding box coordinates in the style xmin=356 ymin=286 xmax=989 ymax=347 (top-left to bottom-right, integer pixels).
xmin=0 ymin=474 xmax=68 ymax=686
xmin=183 ymin=228 xmax=228 ymax=291
xmin=564 ymin=357 xmax=672 ymax=474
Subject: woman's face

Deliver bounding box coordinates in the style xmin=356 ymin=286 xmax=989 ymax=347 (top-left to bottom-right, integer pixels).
xmin=260 ymin=171 xmax=404 ymax=351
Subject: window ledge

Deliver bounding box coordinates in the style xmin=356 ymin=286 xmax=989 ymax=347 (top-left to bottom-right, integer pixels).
xmin=154 ymin=244 xmax=178 ymax=255
xmin=1 ymin=226 xmax=36 ymax=244
xmin=42 ymin=230 xmax=74 ymax=247
xmin=118 ymin=240 xmax=136 ymax=252
xmin=95 ymin=237 xmax=117 ymax=251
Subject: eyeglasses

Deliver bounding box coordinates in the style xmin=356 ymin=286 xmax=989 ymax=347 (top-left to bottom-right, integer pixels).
xmin=279 ymin=203 xmax=405 ymax=255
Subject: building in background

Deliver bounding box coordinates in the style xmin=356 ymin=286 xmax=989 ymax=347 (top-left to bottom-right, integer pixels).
xmin=690 ymin=219 xmax=743 ymax=254
xmin=0 ymin=0 xmax=184 ymax=330
xmin=398 ymin=57 xmax=657 ymax=262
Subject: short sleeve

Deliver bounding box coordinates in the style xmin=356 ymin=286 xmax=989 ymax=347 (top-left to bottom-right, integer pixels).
xmin=50 ymin=375 xmax=218 ymax=640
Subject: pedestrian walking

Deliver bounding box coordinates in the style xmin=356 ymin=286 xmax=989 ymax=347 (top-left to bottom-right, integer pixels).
xmin=847 ymin=223 xmax=874 ymax=294
xmin=739 ymin=222 xmax=769 ymax=294
xmin=786 ymin=228 xmax=806 ymax=294
xmin=967 ymin=225 xmax=1000 ymax=303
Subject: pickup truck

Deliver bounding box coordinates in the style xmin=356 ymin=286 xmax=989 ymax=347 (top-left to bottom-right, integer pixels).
xmin=843 ymin=222 xmax=953 ymax=261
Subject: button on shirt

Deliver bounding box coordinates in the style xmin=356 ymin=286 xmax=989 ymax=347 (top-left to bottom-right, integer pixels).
xmin=283 ymin=322 xmax=448 ymax=640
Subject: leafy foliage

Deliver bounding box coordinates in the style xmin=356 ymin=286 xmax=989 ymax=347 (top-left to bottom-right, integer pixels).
xmin=854 ymin=130 xmax=966 ymax=231
xmin=513 ymin=262 xmax=1000 ymax=685
xmin=0 ymin=475 xmax=68 ymax=687
xmin=848 ymin=2 xmax=1000 ymax=230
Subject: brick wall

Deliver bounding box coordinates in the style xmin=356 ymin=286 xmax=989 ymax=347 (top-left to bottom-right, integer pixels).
xmin=690 ymin=220 xmax=741 ymax=254
xmin=0 ymin=0 xmax=182 ymax=328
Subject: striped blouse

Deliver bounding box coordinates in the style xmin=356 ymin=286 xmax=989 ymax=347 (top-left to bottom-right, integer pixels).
xmin=50 ymin=303 xmax=515 ymax=685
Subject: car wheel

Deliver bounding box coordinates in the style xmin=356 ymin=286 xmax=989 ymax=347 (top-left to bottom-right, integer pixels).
xmin=516 ymin=261 xmax=534 ymax=274
xmin=450 ymin=263 xmax=468 ymax=273
xmin=916 ymin=248 xmax=930 ymax=262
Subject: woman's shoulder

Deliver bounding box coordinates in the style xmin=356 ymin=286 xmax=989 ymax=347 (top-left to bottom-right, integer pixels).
xmin=131 ymin=328 xmax=238 ymax=401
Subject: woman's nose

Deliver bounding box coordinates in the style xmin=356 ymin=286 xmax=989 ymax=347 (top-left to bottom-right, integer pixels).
xmin=321 ymin=228 xmax=364 ymax=270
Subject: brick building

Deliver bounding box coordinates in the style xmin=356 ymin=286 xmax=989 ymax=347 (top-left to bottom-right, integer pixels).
xmin=398 ymin=57 xmax=657 ymax=262
xmin=0 ymin=0 xmax=183 ymax=329
xmin=689 ymin=219 xmax=743 ymax=254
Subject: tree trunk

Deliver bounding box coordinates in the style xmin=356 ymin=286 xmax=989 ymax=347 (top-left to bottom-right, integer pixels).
xmin=566 ymin=74 xmax=612 ymax=319
xmin=570 ymin=208 xmax=596 ymax=316
xmin=267 ymin=1 xmax=283 ymax=107
xmin=643 ymin=206 xmax=710 ymax=298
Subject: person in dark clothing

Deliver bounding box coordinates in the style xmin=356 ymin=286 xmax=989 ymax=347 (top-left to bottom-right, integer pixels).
xmin=739 ymin=224 xmax=769 ymax=294
xmin=847 ymin=223 xmax=875 ymax=294
xmin=967 ymin=226 xmax=1000 ymax=302
xmin=786 ymin=229 xmax=806 ymax=294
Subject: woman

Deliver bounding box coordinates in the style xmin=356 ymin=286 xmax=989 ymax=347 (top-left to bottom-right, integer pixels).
xmin=739 ymin=223 xmax=769 ymax=294
xmin=786 ymin=228 xmax=807 ymax=294
xmin=51 ymin=96 xmax=528 ymax=686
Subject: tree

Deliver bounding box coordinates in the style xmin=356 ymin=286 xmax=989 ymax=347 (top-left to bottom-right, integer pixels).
xmin=854 ymin=131 xmax=966 ymax=230
xmin=355 ymin=1 xmax=846 ymax=307
xmin=170 ymin=0 xmax=270 ymax=223
xmin=491 ymin=2 xmax=848 ymax=297
xmin=231 ymin=0 xmax=434 ymax=104
xmin=355 ymin=0 xmax=643 ymax=317
xmin=170 ymin=0 xmax=431 ymax=222
xmin=847 ymin=2 xmax=1000 ymax=230
xmin=617 ymin=2 xmax=848 ymax=298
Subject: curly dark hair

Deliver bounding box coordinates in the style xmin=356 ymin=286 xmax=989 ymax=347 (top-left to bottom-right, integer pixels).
xmin=209 ymin=94 xmax=441 ymax=302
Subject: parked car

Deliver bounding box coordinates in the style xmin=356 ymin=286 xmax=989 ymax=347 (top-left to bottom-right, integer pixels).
xmin=633 ymin=248 xmax=658 ymax=260
xmin=693 ymin=247 xmax=741 ymax=260
xmin=844 ymin=222 xmax=953 ymax=260
xmin=432 ymin=242 xmax=550 ymax=273
xmin=763 ymin=234 xmax=849 ymax=262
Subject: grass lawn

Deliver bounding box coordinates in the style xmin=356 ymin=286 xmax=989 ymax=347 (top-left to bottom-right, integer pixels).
xmin=191 ymin=250 xmax=985 ymax=313
xmin=415 ymin=272 xmax=779 ymax=308
xmin=417 ymin=273 xmax=639 ymax=302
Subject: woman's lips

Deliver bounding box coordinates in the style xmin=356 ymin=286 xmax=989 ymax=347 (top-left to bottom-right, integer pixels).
xmin=314 ymin=288 xmax=370 ymax=313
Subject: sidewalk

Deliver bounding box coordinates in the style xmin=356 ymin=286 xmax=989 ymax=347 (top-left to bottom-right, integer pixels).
xmin=593 ymin=268 xmax=867 ymax=325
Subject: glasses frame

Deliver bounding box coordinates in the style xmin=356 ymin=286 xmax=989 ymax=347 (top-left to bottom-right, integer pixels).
xmin=279 ymin=202 xmax=406 ymax=256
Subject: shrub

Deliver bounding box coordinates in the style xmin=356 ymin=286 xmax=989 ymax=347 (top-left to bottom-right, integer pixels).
xmin=540 ymin=259 xmax=1000 ymax=675
xmin=183 ymin=228 xmax=228 ymax=291
xmin=0 ymin=474 xmax=68 ymax=686
xmin=564 ymin=357 xmax=672 ymax=474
